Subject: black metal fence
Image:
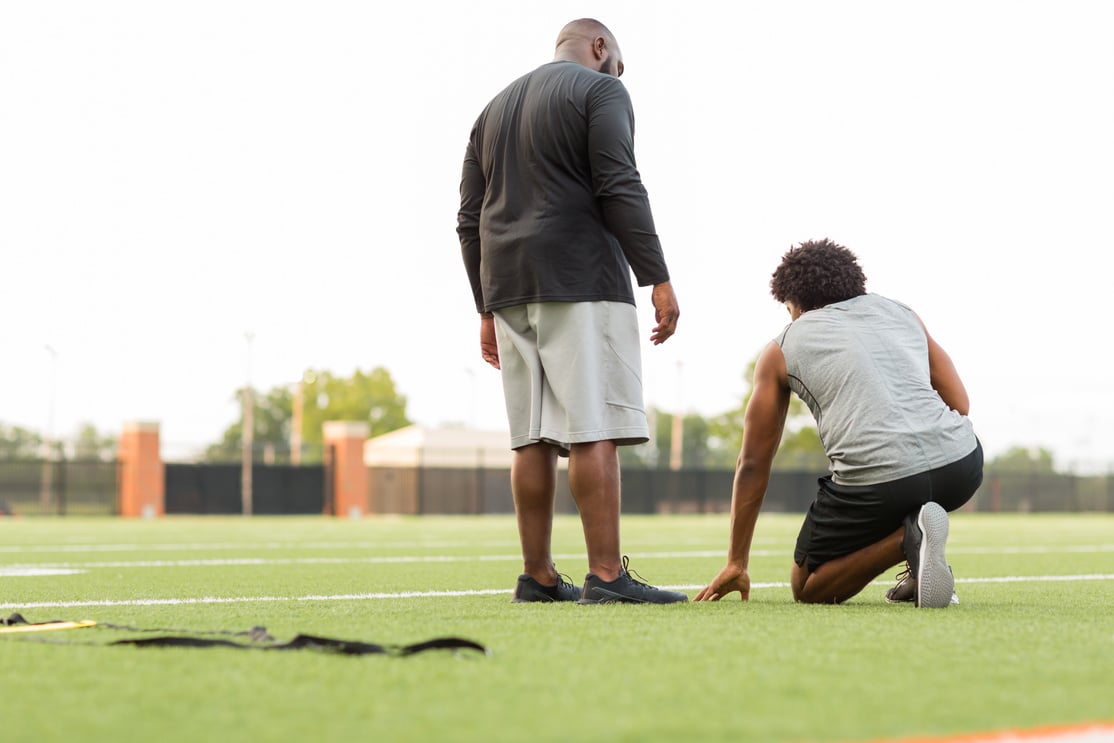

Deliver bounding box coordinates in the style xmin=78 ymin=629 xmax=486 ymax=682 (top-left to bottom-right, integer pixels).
xmin=380 ymin=467 xmax=1114 ymax=516
xmin=164 ymin=464 xmax=325 ymax=515
xmin=1 ymin=459 xmax=1111 ymax=516
xmin=394 ymin=468 xmax=820 ymax=515
xmin=0 ymin=459 xmax=118 ymax=516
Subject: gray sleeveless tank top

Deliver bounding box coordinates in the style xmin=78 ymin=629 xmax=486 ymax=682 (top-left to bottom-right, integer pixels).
xmin=776 ymin=293 xmax=976 ymax=486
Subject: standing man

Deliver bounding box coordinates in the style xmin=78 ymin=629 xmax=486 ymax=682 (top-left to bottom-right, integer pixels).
xmin=694 ymin=239 xmax=983 ymax=608
xmin=457 ymin=18 xmax=686 ymax=604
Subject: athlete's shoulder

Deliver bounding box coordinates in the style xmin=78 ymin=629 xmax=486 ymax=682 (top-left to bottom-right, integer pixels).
xmin=774 ymin=322 xmax=794 ymax=346
xmin=537 ymin=60 xmax=625 ymax=88
xmin=861 ymin=292 xmax=913 ymax=313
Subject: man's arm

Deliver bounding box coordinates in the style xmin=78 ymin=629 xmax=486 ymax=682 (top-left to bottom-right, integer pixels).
xmin=458 ymin=131 xmax=501 ymax=370
xmin=457 ymin=133 xmax=487 ymax=314
xmin=694 ymin=341 xmax=791 ymax=601
xmin=916 ymin=314 xmax=970 ymax=415
xmin=585 ymin=78 xmax=669 ymax=288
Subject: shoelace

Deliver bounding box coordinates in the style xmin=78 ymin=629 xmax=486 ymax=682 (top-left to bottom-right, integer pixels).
xmin=892 ymin=563 xmax=913 ymax=583
xmin=556 ymin=573 xmax=576 ymax=591
xmin=621 ymin=555 xmax=656 ymax=587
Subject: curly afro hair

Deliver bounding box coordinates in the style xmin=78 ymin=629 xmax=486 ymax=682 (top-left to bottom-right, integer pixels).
xmin=769 ymin=238 xmax=867 ymax=312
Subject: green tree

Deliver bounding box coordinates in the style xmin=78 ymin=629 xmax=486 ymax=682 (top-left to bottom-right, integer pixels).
xmin=73 ymin=422 xmax=118 ymax=461
xmin=0 ymin=423 xmax=43 ymax=460
xmin=205 ymin=386 xmax=297 ymax=462
xmin=988 ymin=446 xmax=1056 ymax=474
xmin=660 ymin=412 xmax=711 ymax=469
xmin=205 ymin=367 xmax=411 ymax=463
xmin=299 ymin=367 xmax=411 ymax=454
xmin=707 ymin=354 xmax=827 ymax=471
xmin=621 ymin=409 xmax=712 ymax=469
xmin=771 ymin=426 xmax=827 ymax=471
xmin=706 ymin=402 xmax=746 ymax=469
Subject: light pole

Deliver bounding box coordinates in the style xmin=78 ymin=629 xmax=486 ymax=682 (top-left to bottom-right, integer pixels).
xmin=40 ymin=345 xmax=58 ymax=513
xmin=241 ymin=332 xmax=254 ymax=516
xmin=669 ymin=360 xmax=684 ymax=471
xmin=464 ymin=367 xmax=476 ymax=428
xmin=290 ymin=370 xmax=314 ymax=466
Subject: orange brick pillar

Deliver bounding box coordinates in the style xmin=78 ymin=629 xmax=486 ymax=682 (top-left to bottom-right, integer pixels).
xmin=323 ymin=421 xmax=369 ymax=518
xmin=117 ymin=421 xmax=165 ymax=517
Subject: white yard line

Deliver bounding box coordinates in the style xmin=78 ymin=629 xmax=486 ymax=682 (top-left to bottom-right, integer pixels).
xmin=0 ymin=536 xmax=788 ymax=554
xmin=0 ymin=541 xmax=521 ymax=553
xmin=0 ymin=589 xmax=512 ymax=609
xmin=2 ymin=544 xmax=1113 ymax=572
xmin=2 ymin=574 xmax=1111 ymax=610
xmin=0 ymin=549 xmax=745 ymax=571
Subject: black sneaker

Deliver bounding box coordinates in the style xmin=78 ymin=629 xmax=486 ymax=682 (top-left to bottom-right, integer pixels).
xmin=578 ymin=556 xmax=688 ymax=604
xmin=902 ymin=503 xmax=954 ymax=609
xmin=511 ymin=573 xmax=581 ymax=603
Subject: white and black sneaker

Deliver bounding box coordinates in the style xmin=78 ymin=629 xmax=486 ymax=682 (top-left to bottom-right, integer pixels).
xmin=885 ymin=562 xmax=959 ymax=605
xmin=884 ymin=564 xmax=916 ymax=603
xmin=902 ymin=503 xmax=955 ymax=609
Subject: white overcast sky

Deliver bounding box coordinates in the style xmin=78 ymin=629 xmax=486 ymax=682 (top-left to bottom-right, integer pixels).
xmin=2 ymin=1 xmax=1112 ymax=470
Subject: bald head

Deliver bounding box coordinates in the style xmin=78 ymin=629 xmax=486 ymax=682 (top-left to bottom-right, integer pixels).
xmin=554 ymin=18 xmax=624 ymax=78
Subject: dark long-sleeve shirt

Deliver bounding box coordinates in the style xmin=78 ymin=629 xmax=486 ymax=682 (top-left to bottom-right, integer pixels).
xmin=457 ymin=61 xmax=669 ymax=314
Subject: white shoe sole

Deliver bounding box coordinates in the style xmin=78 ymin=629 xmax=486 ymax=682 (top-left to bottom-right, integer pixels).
xmin=915 ymin=503 xmax=954 ymax=608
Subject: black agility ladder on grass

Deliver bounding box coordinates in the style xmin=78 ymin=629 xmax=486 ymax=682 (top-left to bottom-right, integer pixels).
xmin=0 ymin=613 xmax=488 ymax=657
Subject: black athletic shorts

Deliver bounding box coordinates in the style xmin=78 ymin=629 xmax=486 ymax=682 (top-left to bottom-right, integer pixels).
xmin=794 ymin=440 xmax=983 ymax=573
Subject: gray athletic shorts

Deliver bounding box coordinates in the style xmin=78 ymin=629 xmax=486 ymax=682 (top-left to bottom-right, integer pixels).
xmin=493 ymin=301 xmax=650 ymax=452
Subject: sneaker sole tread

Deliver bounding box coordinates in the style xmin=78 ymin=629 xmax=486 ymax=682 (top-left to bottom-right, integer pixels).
xmin=915 ymin=503 xmax=954 ymax=609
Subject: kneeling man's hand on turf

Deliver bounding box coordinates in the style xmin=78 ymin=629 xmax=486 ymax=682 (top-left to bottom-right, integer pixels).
xmin=693 ymin=563 xmax=750 ymax=602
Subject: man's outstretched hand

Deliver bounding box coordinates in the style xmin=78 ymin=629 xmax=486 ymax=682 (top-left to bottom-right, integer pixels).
xmin=693 ymin=563 xmax=751 ymax=602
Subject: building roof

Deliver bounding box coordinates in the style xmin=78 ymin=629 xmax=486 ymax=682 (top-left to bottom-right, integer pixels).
xmin=363 ymin=424 xmax=513 ymax=467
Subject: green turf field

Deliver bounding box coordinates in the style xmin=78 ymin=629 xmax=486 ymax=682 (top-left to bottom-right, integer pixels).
xmin=1 ymin=513 xmax=1111 ymax=742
